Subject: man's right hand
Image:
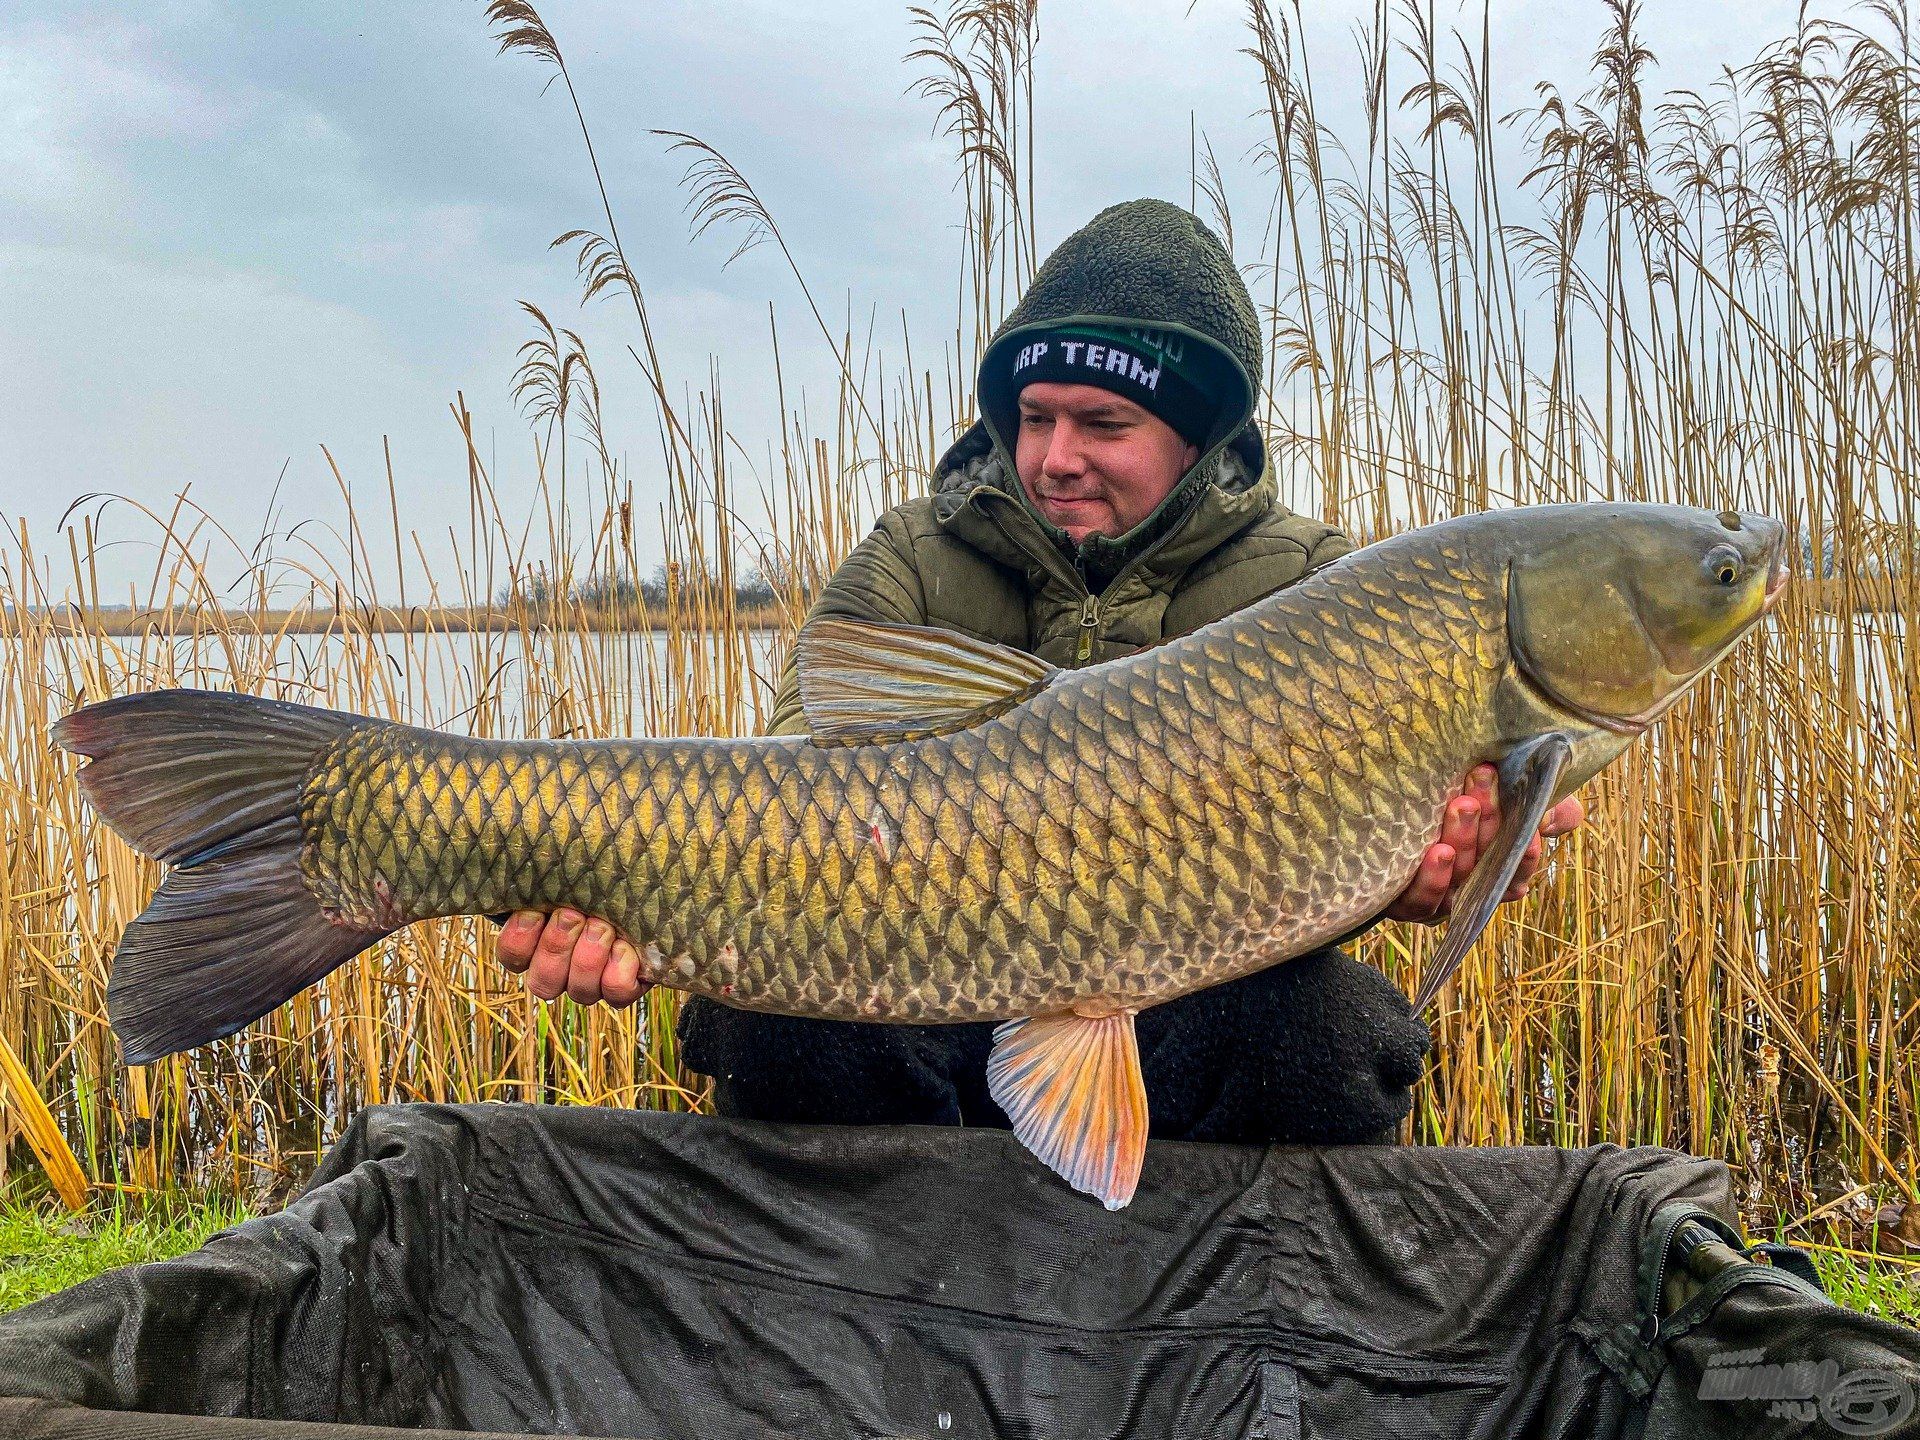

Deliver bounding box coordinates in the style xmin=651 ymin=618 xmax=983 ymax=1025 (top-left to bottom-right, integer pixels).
xmin=495 ymin=910 xmax=652 ymax=1008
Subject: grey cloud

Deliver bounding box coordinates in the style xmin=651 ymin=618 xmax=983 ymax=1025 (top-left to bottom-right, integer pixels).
xmin=3 ymin=0 xmax=1814 ymax=597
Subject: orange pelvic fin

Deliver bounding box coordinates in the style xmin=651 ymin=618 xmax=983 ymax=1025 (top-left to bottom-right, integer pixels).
xmin=986 ymin=1006 xmax=1148 ymax=1211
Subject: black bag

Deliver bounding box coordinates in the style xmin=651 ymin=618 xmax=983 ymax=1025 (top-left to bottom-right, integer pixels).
xmin=2 ymin=1103 xmax=1916 ymax=1438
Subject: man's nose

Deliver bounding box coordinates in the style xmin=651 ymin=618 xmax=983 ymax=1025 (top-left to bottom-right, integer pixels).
xmin=1042 ymin=421 xmax=1087 ymax=476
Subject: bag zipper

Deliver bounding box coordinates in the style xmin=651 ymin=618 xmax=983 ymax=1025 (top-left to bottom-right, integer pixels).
xmin=1640 ymin=1208 xmax=1693 ymax=1343
xmin=1640 ymin=1207 xmax=1759 ymax=1343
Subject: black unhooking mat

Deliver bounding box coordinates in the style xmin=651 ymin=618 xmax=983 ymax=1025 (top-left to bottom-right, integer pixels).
xmin=3 ymin=1104 xmax=1918 ymax=1439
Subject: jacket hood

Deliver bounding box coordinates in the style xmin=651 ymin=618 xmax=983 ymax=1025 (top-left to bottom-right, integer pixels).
xmin=933 ymin=198 xmax=1268 ymax=587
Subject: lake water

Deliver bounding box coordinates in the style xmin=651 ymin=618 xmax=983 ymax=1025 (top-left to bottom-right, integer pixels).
xmin=21 ymin=625 xmax=791 ymax=738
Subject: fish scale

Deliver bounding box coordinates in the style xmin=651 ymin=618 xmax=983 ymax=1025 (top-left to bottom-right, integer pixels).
xmin=288 ymin=537 xmax=1499 ymax=1023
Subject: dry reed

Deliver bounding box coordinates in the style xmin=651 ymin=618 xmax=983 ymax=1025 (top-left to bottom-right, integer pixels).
xmin=0 ymin=0 xmax=1913 ymax=1240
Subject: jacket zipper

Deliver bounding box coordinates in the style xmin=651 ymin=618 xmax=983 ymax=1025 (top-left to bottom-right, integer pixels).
xmin=1640 ymin=1210 xmax=1688 ymax=1343
xmin=1077 ymin=592 xmax=1101 ymax=662
xmin=974 ymin=487 xmax=1196 ymax=668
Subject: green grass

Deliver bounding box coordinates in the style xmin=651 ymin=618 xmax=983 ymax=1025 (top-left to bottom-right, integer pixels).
xmin=1813 ymin=1249 xmax=1920 ymax=1329
xmin=1 ymin=1196 xmax=249 ymax=1314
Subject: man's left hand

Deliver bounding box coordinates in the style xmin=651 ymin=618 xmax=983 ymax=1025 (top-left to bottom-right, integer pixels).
xmin=1384 ymin=764 xmax=1585 ymax=925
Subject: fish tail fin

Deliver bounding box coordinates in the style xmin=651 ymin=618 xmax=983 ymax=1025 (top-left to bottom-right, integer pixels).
xmin=53 ymin=689 xmax=392 ymax=1064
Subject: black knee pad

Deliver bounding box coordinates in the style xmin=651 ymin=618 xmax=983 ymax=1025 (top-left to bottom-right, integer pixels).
xmin=1135 ymin=949 xmax=1432 ymax=1146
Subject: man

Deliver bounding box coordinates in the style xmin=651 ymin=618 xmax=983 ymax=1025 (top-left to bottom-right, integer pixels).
xmin=496 ymin=198 xmax=1583 ymax=1143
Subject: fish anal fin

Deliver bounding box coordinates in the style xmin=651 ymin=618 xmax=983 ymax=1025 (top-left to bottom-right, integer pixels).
xmin=986 ymin=1007 xmax=1147 ymax=1211
xmin=1411 ymin=732 xmax=1574 ymax=1013
xmin=796 ymin=616 xmax=1057 ymax=745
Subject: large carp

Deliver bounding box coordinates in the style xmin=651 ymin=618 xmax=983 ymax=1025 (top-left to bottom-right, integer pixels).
xmin=58 ymin=502 xmax=1787 ymax=1208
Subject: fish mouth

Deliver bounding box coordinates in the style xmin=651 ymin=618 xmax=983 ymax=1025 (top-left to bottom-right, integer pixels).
xmin=1763 ymin=543 xmax=1791 ymax=608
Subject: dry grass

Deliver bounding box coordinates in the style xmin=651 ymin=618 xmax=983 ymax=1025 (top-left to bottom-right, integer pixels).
xmin=0 ymin=0 xmax=1914 ymax=1240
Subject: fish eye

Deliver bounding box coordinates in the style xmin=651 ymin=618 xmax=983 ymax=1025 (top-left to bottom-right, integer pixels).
xmin=1702 ymin=544 xmax=1742 ymax=587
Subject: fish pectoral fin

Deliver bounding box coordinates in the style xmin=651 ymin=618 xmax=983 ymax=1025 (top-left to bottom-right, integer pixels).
xmin=986 ymin=1007 xmax=1148 ymax=1211
xmin=795 ymin=616 xmax=1058 ymax=745
xmin=1411 ymin=732 xmax=1574 ymax=1014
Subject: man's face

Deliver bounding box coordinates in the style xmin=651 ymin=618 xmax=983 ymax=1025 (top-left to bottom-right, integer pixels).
xmin=1013 ymin=382 xmax=1200 ymax=543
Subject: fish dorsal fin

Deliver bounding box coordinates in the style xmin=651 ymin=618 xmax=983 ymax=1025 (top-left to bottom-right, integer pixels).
xmin=796 ymin=616 xmax=1057 ymax=745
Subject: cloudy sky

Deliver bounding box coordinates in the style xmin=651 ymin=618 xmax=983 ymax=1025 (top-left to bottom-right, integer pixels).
xmin=3 ymin=0 xmax=1806 ymax=600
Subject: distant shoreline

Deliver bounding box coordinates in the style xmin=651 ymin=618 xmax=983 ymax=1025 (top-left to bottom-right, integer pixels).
xmin=12 ymin=604 xmax=794 ymax=638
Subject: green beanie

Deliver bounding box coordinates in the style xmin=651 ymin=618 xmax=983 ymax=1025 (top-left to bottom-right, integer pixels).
xmin=972 ymin=198 xmax=1262 ymax=470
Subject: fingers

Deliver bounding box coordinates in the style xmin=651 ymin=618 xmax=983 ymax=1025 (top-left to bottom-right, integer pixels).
xmin=565 ymin=919 xmax=616 ymax=1006
xmin=525 ymin=908 xmax=584 ymax=1001
xmin=1444 ymin=795 xmax=1482 ymax=890
xmin=1468 ymin=765 xmax=1500 ymax=854
xmin=1439 ymin=790 xmax=1481 ymax=864
xmin=1384 ymin=844 xmax=1457 ymax=925
xmin=506 ymin=909 xmax=643 ymax=1009
xmin=1542 ymin=795 xmax=1586 ymax=839
xmin=1416 ymin=845 xmax=1457 ymax=919
xmin=1503 ymin=795 xmax=1585 ymax=900
xmin=496 ymin=912 xmax=545 ymax=972
xmin=1388 ymin=774 xmax=1495 ymax=927
xmin=601 ymin=939 xmax=653 ymax=1009
xmin=1504 ymin=833 xmax=1545 ymax=899
xmin=1434 ymin=780 xmax=1489 ymax=904
xmin=1398 ymin=775 xmax=1588 ymax=917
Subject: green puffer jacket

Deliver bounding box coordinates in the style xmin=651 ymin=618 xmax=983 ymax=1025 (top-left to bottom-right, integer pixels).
xmin=765 ymin=198 xmax=1352 ymax=736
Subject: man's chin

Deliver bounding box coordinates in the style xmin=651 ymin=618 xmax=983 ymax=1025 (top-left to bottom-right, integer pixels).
xmin=1038 ymin=498 xmax=1112 ymax=536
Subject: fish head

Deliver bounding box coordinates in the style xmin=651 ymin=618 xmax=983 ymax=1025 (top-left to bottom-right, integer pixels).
xmin=1506 ymin=505 xmax=1788 ymax=733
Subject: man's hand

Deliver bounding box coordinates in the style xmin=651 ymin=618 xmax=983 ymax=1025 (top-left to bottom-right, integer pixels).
xmin=1383 ymin=764 xmax=1585 ymax=925
xmin=495 ymin=909 xmax=652 ymax=1007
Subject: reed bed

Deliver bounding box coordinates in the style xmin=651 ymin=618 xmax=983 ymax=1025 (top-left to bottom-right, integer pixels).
xmin=1 ymin=0 xmax=1914 ymax=1241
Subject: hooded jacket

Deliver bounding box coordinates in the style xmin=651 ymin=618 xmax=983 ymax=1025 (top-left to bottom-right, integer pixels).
xmin=764 ymin=198 xmax=1351 ymax=736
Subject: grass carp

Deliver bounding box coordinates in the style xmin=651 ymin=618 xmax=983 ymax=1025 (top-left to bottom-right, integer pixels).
xmin=57 ymin=501 xmax=1787 ymax=1209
